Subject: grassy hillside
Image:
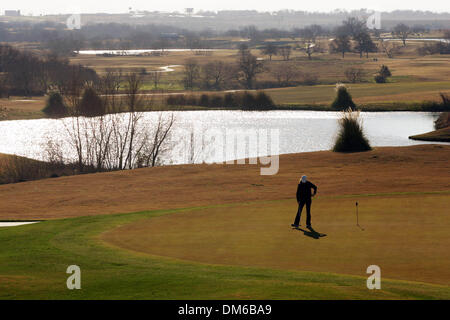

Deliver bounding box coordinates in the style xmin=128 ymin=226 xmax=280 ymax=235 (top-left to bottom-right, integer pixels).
xmin=0 ymin=145 xmax=448 ymax=299
xmin=0 ymin=145 xmax=449 ymax=220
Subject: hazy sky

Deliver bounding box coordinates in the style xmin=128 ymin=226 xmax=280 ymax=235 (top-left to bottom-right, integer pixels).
xmin=2 ymin=0 xmax=449 ymax=15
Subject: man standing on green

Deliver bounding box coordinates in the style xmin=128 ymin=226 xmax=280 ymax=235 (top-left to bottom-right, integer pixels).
xmin=292 ymin=175 xmax=317 ymax=229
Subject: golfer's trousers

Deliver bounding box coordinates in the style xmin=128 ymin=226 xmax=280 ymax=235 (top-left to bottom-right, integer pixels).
xmin=294 ymin=199 xmax=311 ymax=226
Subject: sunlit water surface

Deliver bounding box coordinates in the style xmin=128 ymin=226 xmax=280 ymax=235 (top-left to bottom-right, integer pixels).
xmin=0 ymin=111 xmax=445 ymax=165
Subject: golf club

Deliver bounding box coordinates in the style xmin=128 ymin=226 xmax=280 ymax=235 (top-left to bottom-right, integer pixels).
xmin=356 ymin=201 xmax=364 ymax=231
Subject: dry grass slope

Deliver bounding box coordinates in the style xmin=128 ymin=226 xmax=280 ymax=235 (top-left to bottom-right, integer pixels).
xmin=0 ymin=144 xmax=449 ymax=220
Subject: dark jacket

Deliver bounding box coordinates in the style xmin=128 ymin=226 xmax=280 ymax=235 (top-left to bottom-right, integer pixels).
xmin=296 ymin=181 xmax=317 ymax=202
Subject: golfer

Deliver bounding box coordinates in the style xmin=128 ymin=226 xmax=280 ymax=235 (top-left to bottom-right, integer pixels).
xmin=292 ymin=175 xmax=317 ymax=229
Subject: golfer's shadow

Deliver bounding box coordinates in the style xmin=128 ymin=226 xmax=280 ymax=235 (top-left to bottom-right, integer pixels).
xmin=292 ymin=226 xmax=327 ymax=239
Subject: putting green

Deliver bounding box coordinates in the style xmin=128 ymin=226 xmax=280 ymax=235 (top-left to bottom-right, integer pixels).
xmin=103 ymin=192 xmax=450 ymax=286
xmin=0 ymin=199 xmax=449 ymax=299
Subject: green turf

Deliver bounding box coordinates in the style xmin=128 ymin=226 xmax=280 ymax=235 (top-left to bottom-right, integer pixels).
xmin=267 ymin=81 xmax=450 ymax=105
xmin=0 ymin=201 xmax=449 ymax=299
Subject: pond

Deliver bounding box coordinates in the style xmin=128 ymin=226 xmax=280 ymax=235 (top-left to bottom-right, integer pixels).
xmin=0 ymin=221 xmax=40 ymax=227
xmin=0 ymin=110 xmax=445 ymax=165
xmin=77 ymin=40 xmax=449 ymax=55
xmin=77 ymin=49 xmax=218 ymax=55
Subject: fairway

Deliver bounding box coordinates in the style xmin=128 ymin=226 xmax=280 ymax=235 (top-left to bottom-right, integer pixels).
xmin=1 ymin=200 xmax=449 ymax=299
xmin=103 ymin=193 xmax=450 ymax=285
xmin=267 ymin=81 xmax=450 ymax=105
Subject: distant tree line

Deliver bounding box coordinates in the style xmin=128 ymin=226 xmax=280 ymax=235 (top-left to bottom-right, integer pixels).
xmin=0 ymin=44 xmax=97 ymax=97
xmin=1 ymin=18 xmax=448 ymax=57
xmin=417 ymin=30 xmax=450 ymax=55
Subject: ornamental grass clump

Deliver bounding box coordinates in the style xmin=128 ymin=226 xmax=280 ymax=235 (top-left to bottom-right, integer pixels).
xmin=333 ymin=108 xmax=371 ymax=152
xmin=331 ymin=83 xmax=356 ymax=110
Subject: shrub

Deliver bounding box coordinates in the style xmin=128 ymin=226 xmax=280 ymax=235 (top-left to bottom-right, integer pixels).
xmin=223 ymin=93 xmax=236 ymax=108
xmin=186 ymin=95 xmax=198 ymax=106
xmin=77 ymin=87 xmax=105 ymax=117
xmin=374 ymin=74 xmax=387 ymax=83
xmin=199 ymin=94 xmax=210 ymax=107
xmin=374 ymin=65 xmax=391 ymax=83
xmin=166 ymin=95 xmax=180 ymax=105
xmin=241 ymin=92 xmax=257 ymax=109
xmin=238 ymin=91 xmax=274 ymax=110
xmin=344 ymin=67 xmax=365 ymax=83
xmin=421 ymin=93 xmax=450 ymax=112
xmin=333 ymin=108 xmax=371 ymax=153
xmin=435 ymin=112 xmax=450 ymax=129
xmin=378 ymin=65 xmax=391 ymax=78
xmin=331 ymin=83 xmax=356 ymax=110
xmin=42 ymin=92 xmax=68 ymax=117
xmin=210 ymin=95 xmax=224 ymax=108
xmin=255 ymin=91 xmax=275 ymax=109
xmin=166 ymin=91 xmax=275 ymax=110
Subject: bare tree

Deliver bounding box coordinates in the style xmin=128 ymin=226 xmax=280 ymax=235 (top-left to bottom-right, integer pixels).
xmin=278 ymin=46 xmax=292 ymax=61
xmin=56 ymin=74 xmax=175 ymax=173
xmin=354 ymin=30 xmax=373 ymax=58
xmin=183 ymin=59 xmax=200 ymax=90
xmin=137 ymin=113 xmax=175 ymax=167
xmin=379 ymin=40 xmax=399 ymax=58
xmin=342 ymin=17 xmax=366 ymax=38
xmin=123 ymin=74 xmax=144 ymax=168
xmin=299 ymin=27 xmax=314 ymax=42
xmin=99 ymin=69 xmax=123 ymax=113
xmin=149 ymin=71 xmax=162 ymax=90
xmin=330 ymin=26 xmax=352 ymax=58
xmin=201 ymin=61 xmax=232 ymax=90
xmin=8 ymin=53 xmax=42 ymax=96
xmin=261 ymin=43 xmax=278 ymax=60
xmin=299 ymin=24 xmax=324 ymax=43
xmin=344 ymin=68 xmax=366 ymax=83
xmin=444 ymin=29 xmax=450 ymax=41
xmin=305 ymin=43 xmax=316 ymax=60
xmin=393 ymin=23 xmax=411 ymax=46
xmin=270 ymin=62 xmax=300 ymax=86
xmin=57 ymin=66 xmax=86 ymax=114
xmin=237 ymin=45 xmax=263 ymax=89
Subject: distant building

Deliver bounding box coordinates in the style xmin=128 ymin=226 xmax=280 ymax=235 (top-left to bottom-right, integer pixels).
xmin=4 ymin=10 xmax=21 ymax=17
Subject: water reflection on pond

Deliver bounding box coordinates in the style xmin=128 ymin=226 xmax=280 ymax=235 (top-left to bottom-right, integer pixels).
xmin=0 ymin=110 xmax=444 ymax=165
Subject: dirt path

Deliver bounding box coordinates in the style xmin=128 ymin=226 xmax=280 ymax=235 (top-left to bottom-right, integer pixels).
xmin=0 ymin=144 xmax=449 ymax=220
